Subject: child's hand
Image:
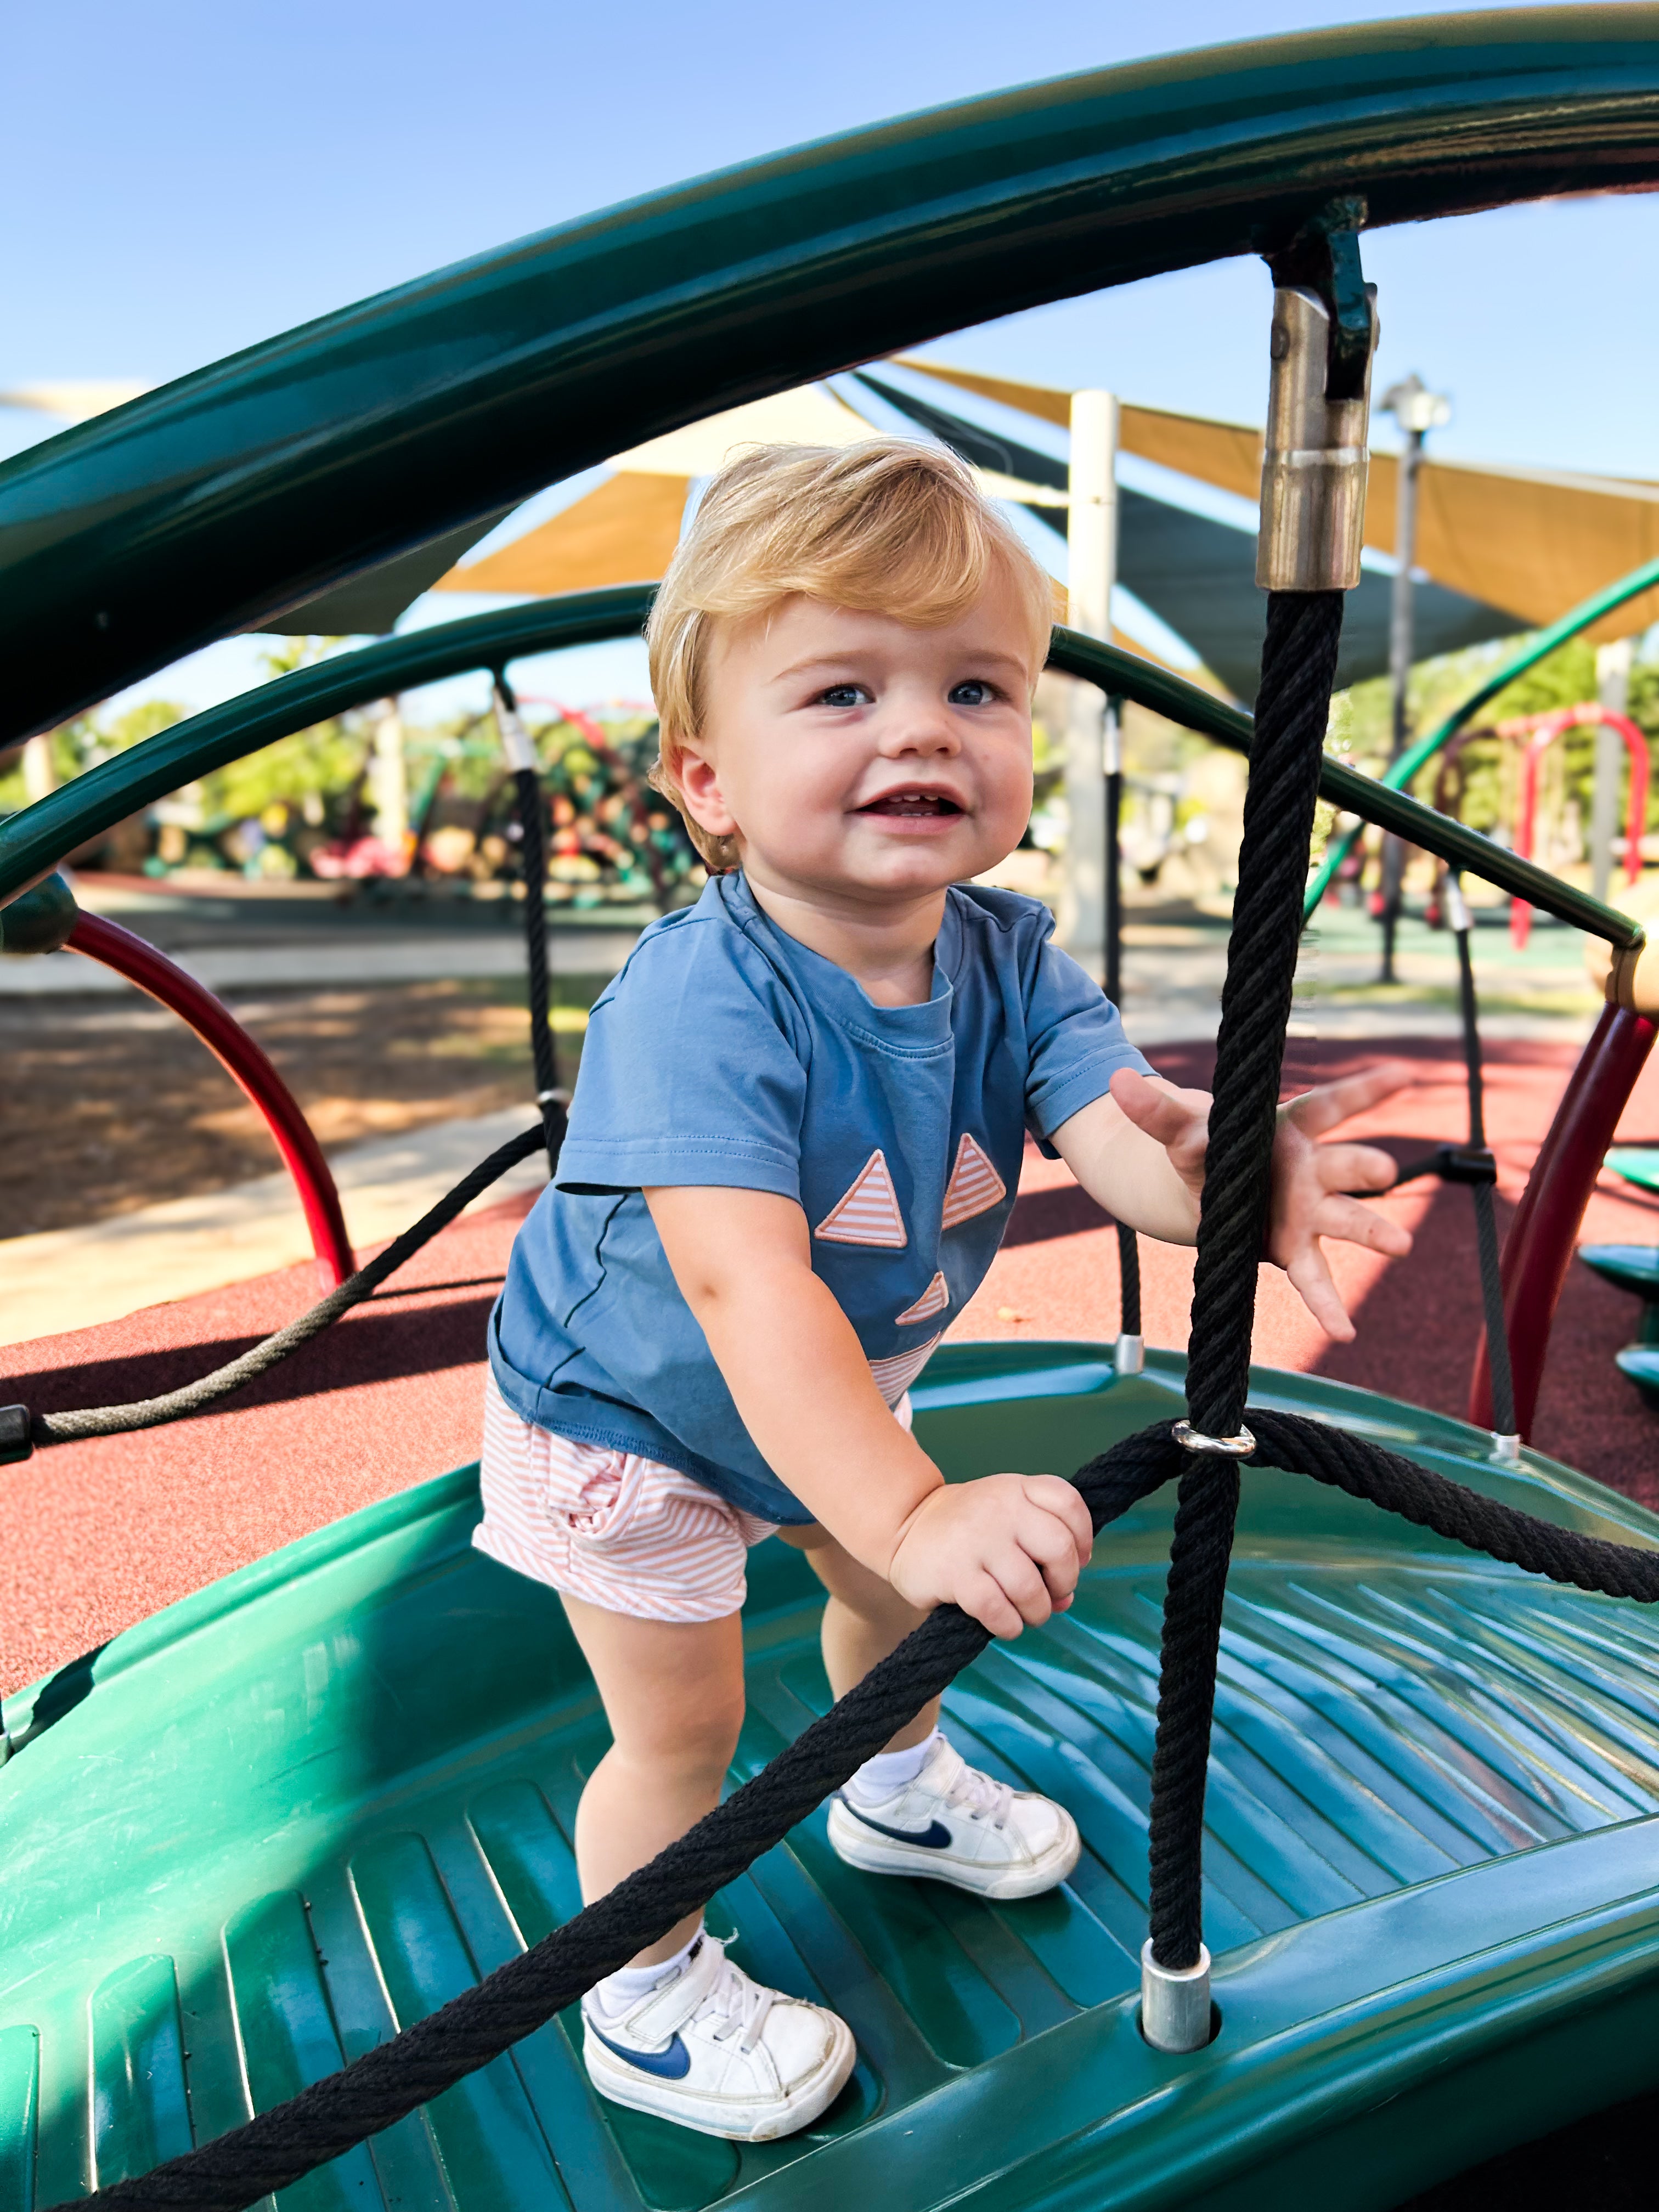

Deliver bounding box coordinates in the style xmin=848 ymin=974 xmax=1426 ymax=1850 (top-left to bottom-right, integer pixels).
xmin=1108 ymin=1060 xmax=1416 ymax=1343
xmin=887 ymin=1473 xmax=1094 ymax=1637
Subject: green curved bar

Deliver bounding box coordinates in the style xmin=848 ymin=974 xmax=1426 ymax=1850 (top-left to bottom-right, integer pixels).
xmin=5 ymin=11 xmax=1659 ymax=746
xmin=0 ymin=587 xmax=656 ymax=906
xmin=1304 ymin=552 xmax=1659 ymax=916
xmin=3 ymin=593 xmax=1637 ymax=952
xmin=1048 ymin=631 xmax=1644 ymax=951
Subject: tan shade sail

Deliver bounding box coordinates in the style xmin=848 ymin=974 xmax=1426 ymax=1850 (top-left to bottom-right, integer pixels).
xmin=896 ymin=356 xmax=1659 ymax=642
xmin=0 ymin=380 xmax=149 ymax=421
xmin=436 ymin=471 xmax=692 ymax=597
xmin=438 ymin=383 xmax=1067 ymax=599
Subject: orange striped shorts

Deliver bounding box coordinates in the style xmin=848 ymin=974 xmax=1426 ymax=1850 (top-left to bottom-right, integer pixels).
xmin=473 ymin=1372 xmax=783 ymax=1622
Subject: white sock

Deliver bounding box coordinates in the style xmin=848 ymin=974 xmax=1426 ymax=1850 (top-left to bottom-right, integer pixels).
xmin=844 ymin=1728 xmax=941 ymax=1805
xmin=588 ymin=1925 xmax=704 ymax=2018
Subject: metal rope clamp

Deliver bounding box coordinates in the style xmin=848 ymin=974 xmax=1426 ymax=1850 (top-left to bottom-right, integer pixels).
xmin=1172 ymin=1418 xmax=1256 ymax=1457
xmin=1257 ymin=199 xmax=1379 ymax=594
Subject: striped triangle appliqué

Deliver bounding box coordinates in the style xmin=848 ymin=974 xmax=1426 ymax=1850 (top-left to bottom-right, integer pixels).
xmin=894 ymin=1272 xmax=950 ymax=1327
xmin=814 ymin=1149 xmax=907 ymax=1249
xmin=869 ymin=1334 xmax=940 ymax=1404
xmin=940 ymin=1133 xmax=1006 ymax=1231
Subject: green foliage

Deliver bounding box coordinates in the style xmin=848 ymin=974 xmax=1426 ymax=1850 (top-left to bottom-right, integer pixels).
xmin=1328 ymin=629 xmax=1659 ymax=850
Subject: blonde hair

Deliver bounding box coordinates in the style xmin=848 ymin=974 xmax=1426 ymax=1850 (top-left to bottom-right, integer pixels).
xmin=646 ymin=438 xmax=1054 ymax=869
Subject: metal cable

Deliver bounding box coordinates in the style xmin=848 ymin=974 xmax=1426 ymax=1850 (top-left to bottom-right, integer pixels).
xmin=1451 ymin=895 xmax=1517 ymax=1436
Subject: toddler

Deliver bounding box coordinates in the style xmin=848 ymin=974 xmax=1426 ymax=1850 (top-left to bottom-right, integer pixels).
xmin=477 ymin=439 xmax=1409 ymax=2141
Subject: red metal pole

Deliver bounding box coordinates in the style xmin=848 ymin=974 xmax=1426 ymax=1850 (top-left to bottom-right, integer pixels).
xmin=1469 ymin=1001 xmax=1657 ymax=1438
xmin=66 ymin=911 xmax=356 ymax=1288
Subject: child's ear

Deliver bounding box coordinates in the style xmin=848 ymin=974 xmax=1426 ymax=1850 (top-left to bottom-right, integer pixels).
xmin=674 ymin=736 xmax=740 ymax=840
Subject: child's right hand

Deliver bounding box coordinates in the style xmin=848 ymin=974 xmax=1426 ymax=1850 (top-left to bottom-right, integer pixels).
xmin=887 ymin=1474 xmax=1094 ymax=1637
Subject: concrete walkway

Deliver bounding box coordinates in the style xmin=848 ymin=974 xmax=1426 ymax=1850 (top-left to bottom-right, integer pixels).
xmin=0 ymin=1105 xmax=549 ymax=1346
xmin=0 ymin=929 xmax=642 ymax=995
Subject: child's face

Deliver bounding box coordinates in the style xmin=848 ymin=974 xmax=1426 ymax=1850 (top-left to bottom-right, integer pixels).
xmin=676 ymin=571 xmax=1039 ymax=908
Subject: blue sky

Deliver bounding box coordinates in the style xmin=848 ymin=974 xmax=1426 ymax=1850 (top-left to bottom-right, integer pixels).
xmin=6 ymin=0 xmax=1652 ymax=719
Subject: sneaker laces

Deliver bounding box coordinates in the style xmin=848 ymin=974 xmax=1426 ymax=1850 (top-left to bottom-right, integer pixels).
xmin=703 ymin=1948 xmax=776 ymax=2055
xmin=940 ymin=1758 xmax=1012 ymax=1831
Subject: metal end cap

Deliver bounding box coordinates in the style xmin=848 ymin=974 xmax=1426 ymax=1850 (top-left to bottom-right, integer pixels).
xmin=1490 ymin=1431 xmax=1522 ymax=1465
xmin=1139 ymin=1938 xmax=1213 ymax=2054
xmin=1114 ymin=1334 xmax=1145 ymax=1376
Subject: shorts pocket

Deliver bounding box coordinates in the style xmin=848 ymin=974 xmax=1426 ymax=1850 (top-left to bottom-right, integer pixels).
xmin=541 ymin=1437 xmax=646 ymax=1547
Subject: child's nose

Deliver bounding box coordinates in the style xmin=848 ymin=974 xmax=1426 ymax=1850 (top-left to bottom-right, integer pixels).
xmin=877 ymin=706 xmax=960 ymax=757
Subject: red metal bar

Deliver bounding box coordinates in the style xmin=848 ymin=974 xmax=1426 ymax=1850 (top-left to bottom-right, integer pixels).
xmin=1505 ymin=702 xmax=1649 ymax=949
xmin=1469 ymin=1001 xmax=1657 ymax=1437
xmin=66 ymin=910 xmax=356 ymax=1288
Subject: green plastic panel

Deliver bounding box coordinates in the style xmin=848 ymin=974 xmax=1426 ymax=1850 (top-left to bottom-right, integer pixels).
xmin=1606 ymin=1147 xmax=1659 ymax=1197
xmin=8 ymin=1344 xmax=1659 ymax=2209
xmin=5 ymin=12 xmax=1659 ymax=740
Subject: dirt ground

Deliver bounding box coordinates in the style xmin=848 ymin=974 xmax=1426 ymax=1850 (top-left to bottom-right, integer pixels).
xmin=0 ymin=978 xmax=598 ymax=1236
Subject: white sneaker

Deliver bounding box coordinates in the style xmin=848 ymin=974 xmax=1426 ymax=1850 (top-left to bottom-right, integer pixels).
xmin=581 ymin=1933 xmax=855 ymax=2141
xmin=827 ymin=1736 xmax=1080 ymax=1899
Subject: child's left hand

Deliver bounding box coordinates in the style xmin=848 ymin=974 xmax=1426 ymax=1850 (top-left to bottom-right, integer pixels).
xmin=1108 ymin=1062 xmax=1416 ymax=1342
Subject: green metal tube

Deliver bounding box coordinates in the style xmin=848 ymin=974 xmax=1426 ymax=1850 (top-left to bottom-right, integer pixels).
xmin=2 ymin=595 xmax=1636 ymax=952
xmin=1304 ymin=552 xmax=1659 ymax=916
xmin=1046 ymin=630 xmax=1642 ymax=951
xmin=5 ymin=12 xmax=1659 ymax=745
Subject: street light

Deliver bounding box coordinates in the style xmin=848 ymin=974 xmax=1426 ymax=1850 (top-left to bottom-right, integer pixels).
xmin=1375 ymin=374 xmax=1452 ymax=982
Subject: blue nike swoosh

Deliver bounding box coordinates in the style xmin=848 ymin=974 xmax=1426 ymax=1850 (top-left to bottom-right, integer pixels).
xmin=587 ymin=2021 xmax=692 ymax=2079
xmin=840 ymin=1799 xmax=953 ymax=1848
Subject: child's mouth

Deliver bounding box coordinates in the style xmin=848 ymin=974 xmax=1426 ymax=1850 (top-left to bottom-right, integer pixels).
xmin=859 ymin=791 xmax=963 ymax=818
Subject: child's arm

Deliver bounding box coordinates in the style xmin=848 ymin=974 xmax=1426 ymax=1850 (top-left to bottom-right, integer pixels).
xmin=1051 ymin=1062 xmax=1414 ymax=1342
xmin=645 ymin=1185 xmax=1093 ymax=1637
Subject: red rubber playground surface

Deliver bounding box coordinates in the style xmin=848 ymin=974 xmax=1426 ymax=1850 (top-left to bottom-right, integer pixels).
xmin=3 ymin=1030 xmax=1657 ymax=1697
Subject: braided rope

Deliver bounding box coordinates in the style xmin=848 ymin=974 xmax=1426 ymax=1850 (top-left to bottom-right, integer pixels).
xmin=1143 ymin=590 xmax=1344 ymax=1970
xmin=47 ymin=1430 xmax=1186 ymax=2211
xmin=32 ymin=1124 xmax=549 ymax=1444
xmin=48 ymin=1404 xmax=1659 ymax=2211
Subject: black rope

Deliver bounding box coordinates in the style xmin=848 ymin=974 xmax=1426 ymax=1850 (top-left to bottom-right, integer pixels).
xmin=1116 ymin=1222 xmax=1142 ymax=1339
xmin=1143 ymin=590 xmax=1345 ymax=1971
xmin=1451 ymin=898 xmax=1517 ymax=1435
xmin=50 ymin=1399 xmax=1659 ymax=2212
xmin=1104 ymin=720 xmax=1142 ymax=1343
xmin=44 ymin=1426 xmax=1186 ymax=2212
xmin=495 ymin=672 xmax=563 ymax=1164
xmin=22 ymin=1125 xmax=550 ymax=1447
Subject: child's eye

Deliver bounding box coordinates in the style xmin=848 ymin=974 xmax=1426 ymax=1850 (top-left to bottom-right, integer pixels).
xmin=950 ymin=679 xmax=998 ymax=707
xmin=816 ymin=683 xmax=870 ymax=708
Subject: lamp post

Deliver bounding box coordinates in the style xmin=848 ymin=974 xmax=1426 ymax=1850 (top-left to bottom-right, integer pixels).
xmin=1064 ymin=390 xmax=1119 ymax=978
xmin=1376 ymin=374 xmax=1451 ymax=982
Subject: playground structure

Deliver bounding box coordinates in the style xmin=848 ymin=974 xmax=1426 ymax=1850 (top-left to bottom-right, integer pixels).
xmin=10 ymin=16 xmax=1659 ymax=2212
xmin=1505 ymin=702 xmax=1649 ymax=947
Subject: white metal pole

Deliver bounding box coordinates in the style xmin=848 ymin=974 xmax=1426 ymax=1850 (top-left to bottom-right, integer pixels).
xmin=1594 ymin=638 xmax=1634 ymax=906
xmin=1063 ymin=389 xmax=1119 ymax=977
xmin=371 ymin=696 xmax=409 ymax=856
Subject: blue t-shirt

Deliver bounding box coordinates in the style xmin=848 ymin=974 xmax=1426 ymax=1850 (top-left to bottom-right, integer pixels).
xmin=489 ymin=872 xmax=1149 ymax=1522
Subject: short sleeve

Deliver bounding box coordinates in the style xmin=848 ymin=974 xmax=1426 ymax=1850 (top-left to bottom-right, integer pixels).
xmin=1023 ymin=928 xmax=1150 ymax=1142
xmin=554 ymin=914 xmax=808 ymax=1198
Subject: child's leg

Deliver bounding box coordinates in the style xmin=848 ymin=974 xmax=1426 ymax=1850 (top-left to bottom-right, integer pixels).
xmin=780 ymin=1526 xmax=940 ymax=1751
xmin=560 ymin=1593 xmax=747 ymax=1966
xmin=782 ymin=1530 xmax=1082 ymax=1900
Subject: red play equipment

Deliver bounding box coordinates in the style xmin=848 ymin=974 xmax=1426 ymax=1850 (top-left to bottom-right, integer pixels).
xmin=1505 ymin=701 xmax=1649 ymax=947
xmin=65 ymin=910 xmax=357 ymax=1287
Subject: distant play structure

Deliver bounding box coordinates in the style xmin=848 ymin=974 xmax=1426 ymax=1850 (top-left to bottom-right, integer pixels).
xmin=10 ymin=18 xmax=1659 ymax=2212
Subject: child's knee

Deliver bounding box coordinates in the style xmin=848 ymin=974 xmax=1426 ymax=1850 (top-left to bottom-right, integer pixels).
xmin=619 ymin=1682 xmax=745 ymax=1778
